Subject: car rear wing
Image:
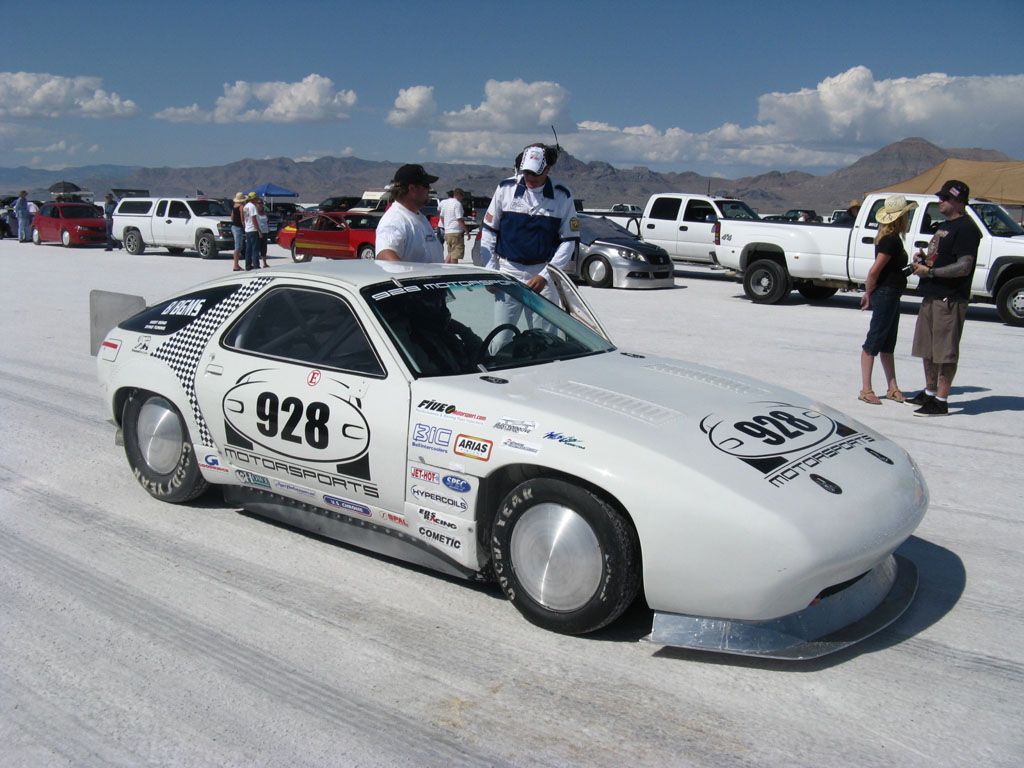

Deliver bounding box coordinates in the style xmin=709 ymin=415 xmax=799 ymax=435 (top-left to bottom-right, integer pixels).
xmin=89 ymin=289 xmax=146 ymax=355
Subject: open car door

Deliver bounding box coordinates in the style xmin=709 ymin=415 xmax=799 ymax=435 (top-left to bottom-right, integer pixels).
xmin=546 ymin=265 xmax=612 ymax=343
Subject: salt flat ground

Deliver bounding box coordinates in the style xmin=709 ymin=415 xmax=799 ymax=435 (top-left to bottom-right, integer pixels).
xmin=1 ymin=240 xmax=1021 ymax=767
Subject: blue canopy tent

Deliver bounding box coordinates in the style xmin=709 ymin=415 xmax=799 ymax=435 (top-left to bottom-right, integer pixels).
xmin=245 ymin=182 xmax=299 ymax=215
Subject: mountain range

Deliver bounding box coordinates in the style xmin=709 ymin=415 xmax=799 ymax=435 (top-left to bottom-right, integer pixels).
xmin=0 ymin=137 xmax=1013 ymax=214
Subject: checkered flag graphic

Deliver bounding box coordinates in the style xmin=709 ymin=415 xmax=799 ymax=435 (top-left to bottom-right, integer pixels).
xmin=152 ymin=277 xmax=272 ymax=446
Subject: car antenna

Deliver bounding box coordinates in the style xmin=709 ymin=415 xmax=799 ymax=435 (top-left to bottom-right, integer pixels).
xmin=550 ymin=125 xmax=561 ymax=156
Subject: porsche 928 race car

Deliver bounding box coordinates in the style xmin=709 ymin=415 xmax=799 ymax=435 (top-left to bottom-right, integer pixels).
xmin=93 ymin=261 xmax=927 ymax=659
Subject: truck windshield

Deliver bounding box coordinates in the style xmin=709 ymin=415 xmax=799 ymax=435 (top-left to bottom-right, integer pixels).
xmin=716 ymin=201 xmax=760 ymax=220
xmin=971 ymin=203 xmax=1024 ymax=237
xmin=188 ymin=200 xmax=229 ymax=217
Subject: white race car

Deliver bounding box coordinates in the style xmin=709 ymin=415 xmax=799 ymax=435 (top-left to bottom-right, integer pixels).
xmin=94 ymin=261 xmax=927 ymax=659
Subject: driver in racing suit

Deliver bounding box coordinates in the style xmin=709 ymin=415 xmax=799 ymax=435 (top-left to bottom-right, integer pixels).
xmin=479 ymin=143 xmax=580 ymax=340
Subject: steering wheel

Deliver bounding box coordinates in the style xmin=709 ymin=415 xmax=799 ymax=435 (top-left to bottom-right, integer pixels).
xmin=477 ymin=323 xmax=520 ymax=363
xmin=515 ymin=329 xmax=560 ymax=356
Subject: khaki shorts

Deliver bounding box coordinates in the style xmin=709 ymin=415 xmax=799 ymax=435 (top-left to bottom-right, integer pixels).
xmin=444 ymin=232 xmax=465 ymax=262
xmin=912 ymin=297 xmax=968 ymax=364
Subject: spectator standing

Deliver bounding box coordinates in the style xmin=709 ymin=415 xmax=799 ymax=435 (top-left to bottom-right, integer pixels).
xmin=242 ymin=192 xmax=261 ymax=270
xmin=14 ymin=191 xmax=31 ymax=242
xmin=256 ymin=197 xmax=270 ymax=268
xmin=230 ymin=192 xmax=245 ymax=271
xmin=907 ymin=179 xmax=981 ymax=417
xmin=858 ymin=194 xmax=917 ymax=405
xmin=375 ymin=164 xmax=443 ymax=263
xmin=833 ymin=199 xmax=862 ymax=227
xmin=479 ymin=143 xmax=580 ymax=301
xmin=438 ymin=188 xmax=466 ymax=263
xmin=102 ymin=193 xmax=120 ymax=251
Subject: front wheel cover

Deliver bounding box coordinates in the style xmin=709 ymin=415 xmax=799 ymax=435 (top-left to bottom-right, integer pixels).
xmin=584 ymin=256 xmax=612 ymax=288
xmin=122 ymin=392 xmax=208 ymax=503
xmin=491 ymin=478 xmax=640 ymax=635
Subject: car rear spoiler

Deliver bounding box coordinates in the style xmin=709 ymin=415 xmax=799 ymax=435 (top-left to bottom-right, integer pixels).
xmin=89 ymin=289 xmax=146 ymax=355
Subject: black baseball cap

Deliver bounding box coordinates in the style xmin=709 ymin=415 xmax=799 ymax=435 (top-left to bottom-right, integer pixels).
xmin=937 ymin=179 xmax=969 ymax=204
xmin=392 ymin=164 xmax=439 ymax=186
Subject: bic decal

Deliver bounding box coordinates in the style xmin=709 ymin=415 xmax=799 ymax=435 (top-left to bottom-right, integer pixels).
xmin=223 ymin=369 xmax=369 ymax=463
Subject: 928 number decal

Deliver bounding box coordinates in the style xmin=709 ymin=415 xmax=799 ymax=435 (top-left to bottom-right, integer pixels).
xmin=733 ymin=410 xmax=817 ymax=446
xmin=256 ymin=392 xmax=329 ymax=449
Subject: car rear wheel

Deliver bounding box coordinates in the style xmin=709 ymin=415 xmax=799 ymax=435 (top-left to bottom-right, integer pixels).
xmin=122 ymin=392 xmax=208 ymax=503
xmin=743 ymin=258 xmax=791 ymax=304
xmin=31 ymin=228 xmax=41 ymax=244
xmin=995 ymin=276 xmax=1024 ymax=326
xmin=124 ymin=229 xmax=145 ymax=255
xmin=61 ymin=230 xmax=72 ymax=247
xmin=290 ymin=242 xmax=311 ymax=263
xmin=196 ymin=233 xmax=217 ymax=259
xmin=357 ymin=244 xmax=375 ymax=260
xmin=797 ymin=284 xmax=838 ymax=302
xmin=583 ymin=255 xmax=613 ymax=288
xmin=491 ymin=478 xmax=640 ymax=635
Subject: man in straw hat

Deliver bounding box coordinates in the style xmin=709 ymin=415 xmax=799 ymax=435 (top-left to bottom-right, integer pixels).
xmin=906 ymin=179 xmax=981 ymax=417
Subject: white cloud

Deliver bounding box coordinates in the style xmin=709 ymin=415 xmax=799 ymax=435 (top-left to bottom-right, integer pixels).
xmin=293 ymin=146 xmax=355 ymax=162
xmin=440 ymin=79 xmax=570 ymax=132
xmin=156 ymin=74 xmax=357 ymax=124
xmin=0 ymin=71 xmax=137 ymax=118
xmin=387 ymin=85 xmax=436 ymax=127
xmin=16 ymin=139 xmax=72 ymax=153
xmin=429 ymin=68 xmax=1024 ymax=173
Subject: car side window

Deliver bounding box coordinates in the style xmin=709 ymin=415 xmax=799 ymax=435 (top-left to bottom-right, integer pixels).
xmin=920 ymin=203 xmax=942 ymax=235
xmin=864 ymin=200 xmax=885 ymax=230
xmin=41 ymin=204 xmax=56 ymax=217
xmin=684 ymin=201 xmax=715 ymax=222
xmin=168 ymin=201 xmax=189 ymax=219
xmin=648 ymin=197 xmax=681 ymax=221
xmin=155 ymin=200 xmax=167 ymax=217
xmin=222 ymin=287 xmax=385 ymax=377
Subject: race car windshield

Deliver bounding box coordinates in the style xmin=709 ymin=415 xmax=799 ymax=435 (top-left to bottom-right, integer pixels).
xmin=364 ymin=276 xmax=615 ymax=377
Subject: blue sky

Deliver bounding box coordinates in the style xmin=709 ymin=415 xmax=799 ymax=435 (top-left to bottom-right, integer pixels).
xmin=1 ymin=0 xmax=1022 ymax=178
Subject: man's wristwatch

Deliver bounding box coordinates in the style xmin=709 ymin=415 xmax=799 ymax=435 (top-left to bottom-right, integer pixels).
xmin=927 ymin=267 xmax=934 ymax=278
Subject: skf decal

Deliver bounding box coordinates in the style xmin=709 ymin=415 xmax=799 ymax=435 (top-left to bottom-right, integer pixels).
xmin=454 ymin=434 xmax=492 ymax=461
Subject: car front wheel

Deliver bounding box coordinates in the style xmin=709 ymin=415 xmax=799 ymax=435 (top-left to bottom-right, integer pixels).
xmin=743 ymin=258 xmax=791 ymax=304
xmin=491 ymin=478 xmax=640 ymax=635
xmin=31 ymin=227 xmax=41 ymax=245
xmin=583 ymin=255 xmax=613 ymax=288
xmin=61 ymin=230 xmax=72 ymax=247
xmin=290 ymin=242 xmax=311 ymax=263
xmin=996 ymin=276 xmax=1024 ymax=326
xmin=357 ymin=244 xmax=375 ymax=260
xmin=122 ymin=392 xmax=208 ymax=503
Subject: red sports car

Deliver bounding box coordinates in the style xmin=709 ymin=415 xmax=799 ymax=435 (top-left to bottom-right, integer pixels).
xmin=277 ymin=212 xmax=381 ymax=262
xmin=32 ymin=202 xmax=107 ymax=246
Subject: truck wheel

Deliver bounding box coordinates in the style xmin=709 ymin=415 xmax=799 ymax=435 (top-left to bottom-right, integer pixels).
xmin=124 ymin=229 xmax=145 ymax=255
xmin=196 ymin=233 xmax=217 ymax=259
xmin=797 ymin=284 xmax=838 ymax=302
xmin=122 ymin=391 xmax=208 ymax=503
xmin=491 ymin=478 xmax=640 ymax=635
xmin=357 ymin=244 xmax=375 ymax=260
xmin=290 ymin=242 xmax=311 ymax=263
xmin=995 ymin=276 xmax=1024 ymax=326
xmin=743 ymin=259 xmax=791 ymax=304
xmin=583 ymin=256 xmax=612 ymax=288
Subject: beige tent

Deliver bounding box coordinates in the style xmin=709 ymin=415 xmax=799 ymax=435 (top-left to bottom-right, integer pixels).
xmin=876 ymin=159 xmax=1024 ymax=205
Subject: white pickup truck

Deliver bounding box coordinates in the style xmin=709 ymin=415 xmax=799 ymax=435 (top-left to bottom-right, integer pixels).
xmin=713 ymin=192 xmax=1024 ymax=326
xmin=112 ymin=197 xmax=234 ymax=258
xmin=587 ymin=193 xmax=760 ymax=263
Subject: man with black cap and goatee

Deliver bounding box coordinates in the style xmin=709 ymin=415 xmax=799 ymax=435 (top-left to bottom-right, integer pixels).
xmin=906 ymin=179 xmax=981 ymax=417
xmin=376 ymin=164 xmax=444 ymax=263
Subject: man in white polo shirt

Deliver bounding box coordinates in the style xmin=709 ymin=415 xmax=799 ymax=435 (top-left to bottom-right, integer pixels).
xmin=438 ymin=187 xmax=466 ymax=263
xmin=375 ymin=164 xmax=443 ymax=263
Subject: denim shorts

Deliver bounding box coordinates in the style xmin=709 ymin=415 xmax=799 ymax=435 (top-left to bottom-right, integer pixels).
xmin=231 ymin=224 xmax=243 ymax=251
xmin=862 ymin=285 xmax=902 ymax=355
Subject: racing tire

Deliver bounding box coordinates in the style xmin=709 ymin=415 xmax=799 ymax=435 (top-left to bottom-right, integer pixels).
xmin=290 ymin=242 xmax=311 ymax=263
xmin=61 ymin=230 xmax=72 ymax=247
xmin=124 ymin=229 xmax=145 ymax=255
xmin=357 ymin=244 xmax=375 ymax=260
xmin=196 ymin=233 xmax=217 ymax=259
xmin=166 ymin=247 xmax=185 ymax=255
xmin=995 ymin=276 xmax=1024 ymax=326
xmin=31 ymin=228 xmax=41 ymax=245
xmin=796 ymin=284 xmax=838 ymax=302
xmin=122 ymin=392 xmax=209 ymax=503
xmin=583 ymin=256 xmax=613 ymax=288
xmin=743 ymin=258 xmax=791 ymax=304
xmin=491 ymin=478 xmax=640 ymax=635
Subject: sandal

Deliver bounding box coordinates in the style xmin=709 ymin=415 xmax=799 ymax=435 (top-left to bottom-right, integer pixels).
xmin=886 ymin=388 xmax=906 ymax=403
xmin=858 ymin=390 xmax=882 ymax=405
xmin=232 ymin=266 xmax=243 ymax=271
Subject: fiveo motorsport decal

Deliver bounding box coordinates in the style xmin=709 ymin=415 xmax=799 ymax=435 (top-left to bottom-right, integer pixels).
xmin=454 ymin=434 xmax=492 ymax=461
xmin=222 ymin=368 xmax=369 ymax=469
xmin=416 ymin=398 xmax=486 ymax=422
xmin=700 ymin=402 xmax=881 ymax=490
xmin=150 ymin=278 xmax=272 ymax=446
